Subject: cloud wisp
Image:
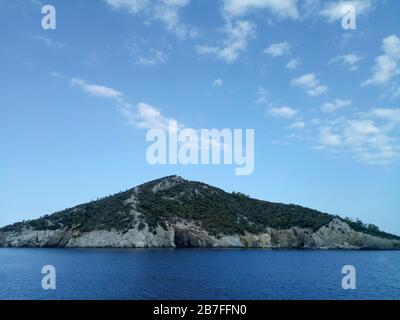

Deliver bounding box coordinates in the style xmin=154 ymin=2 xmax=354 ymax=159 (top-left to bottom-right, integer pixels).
xmin=267 ymin=106 xmax=298 ymax=118
xmin=196 ymin=20 xmax=256 ymax=63
xmin=315 ymin=108 xmax=400 ymax=165
xmin=322 ymin=99 xmax=352 ymax=113
xmin=291 ymin=73 xmax=328 ymax=96
xmin=71 ymin=78 xmax=123 ymax=99
xmin=213 ymin=78 xmax=224 ymax=88
xmin=363 ymin=34 xmax=400 ymax=87
xmin=285 ymin=58 xmax=302 ymax=70
xmin=329 ymin=54 xmax=364 ymax=71
xmin=264 ymin=41 xmax=291 ymax=57
xmin=197 ymin=0 xmax=300 ymax=64
xmin=103 ymin=0 xmax=197 ymax=39
xmin=222 ymin=0 xmax=299 ymax=20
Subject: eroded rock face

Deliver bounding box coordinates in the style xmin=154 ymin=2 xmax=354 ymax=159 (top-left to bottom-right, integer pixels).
xmin=311 ymin=218 xmax=400 ymax=249
xmin=0 ymin=218 xmax=399 ymax=249
xmin=0 ymin=229 xmax=71 ymax=248
xmin=270 ymin=227 xmax=311 ymax=248
xmin=0 ymin=231 xmax=9 ymax=247
xmin=151 ymin=176 xmax=185 ymax=193
xmin=65 ymin=225 xmax=175 ymax=248
xmin=174 ymin=228 xmax=213 ymax=248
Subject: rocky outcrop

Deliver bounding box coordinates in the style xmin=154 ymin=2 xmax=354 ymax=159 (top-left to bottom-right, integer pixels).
xmin=151 ymin=175 xmax=185 ymax=193
xmin=1 ymin=218 xmax=399 ymax=249
xmin=0 ymin=229 xmax=74 ymax=248
xmin=310 ymin=218 xmax=400 ymax=249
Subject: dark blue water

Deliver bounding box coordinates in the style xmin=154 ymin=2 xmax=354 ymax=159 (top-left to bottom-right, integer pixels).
xmin=0 ymin=249 xmax=399 ymax=300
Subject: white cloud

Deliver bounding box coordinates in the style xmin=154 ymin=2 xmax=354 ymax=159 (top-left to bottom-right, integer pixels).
xmin=103 ymin=0 xmax=196 ymax=39
xmin=291 ymin=73 xmax=328 ymax=96
xmin=363 ymin=34 xmax=400 ymax=86
xmin=319 ymin=127 xmax=342 ymax=146
xmin=268 ymin=106 xmax=298 ymax=118
xmin=222 ymin=0 xmax=299 ymax=19
xmin=69 ymin=75 xmax=175 ymax=132
xmin=196 ymin=20 xmax=256 ymax=63
xmin=69 ymin=77 xmax=181 ymax=135
xmin=121 ymin=102 xmax=229 ymax=153
xmin=138 ymin=52 xmax=166 ymax=66
xmin=197 ymin=0 xmax=300 ymax=63
xmin=308 ymin=86 xmax=328 ymax=96
xmin=123 ymin=103 xmax=223 ymax=153
xmin=369 ymin=108 xmax=400 ymax=130
xmin=319 ymin=0 xmax=373 ymax=22
xmin=299 ymin=0 xmax=321 ymax=18
xmin=71 ymin=78 xmax=124 ymax=99
xmin=322 ymin=99 xmax=352 ymax=113
xmin=288 ymin=121 xmax=305 ymax=129
xmin=316 ymin=108 xmax=400 ymax=165
xmin=370 ymin=108 xmax=400 ymax=120
xmin=103 ymin=0 xmax=149 ymax=14
xmin=154 ymin=0 xmax=197 ymax=39
xmin=329 ymin=54 xmax=364 ymax=71
xmin=126 ymin=37 xmax=168 ymax=66
xmin=213 ymin=78 xmax=224 ymax=88
xmin=121 ymin=102 xmax=175 ymax=131
xmin=346 ymin=119 xmax=380 ymax=135
xmin=137 ymin=49 xmax=167 ymax=66
xmin=285 ymin=57 xmax=302 ymax=69
xmin=49 ymin=71 xmax=64 ymax=79
xmin=264 ymin=41 xmax=291 ymax=57
xmin=292 ymin=73 xmax=317 ymax=87
xmin=69 ymin=77 xmax=177 ymax=132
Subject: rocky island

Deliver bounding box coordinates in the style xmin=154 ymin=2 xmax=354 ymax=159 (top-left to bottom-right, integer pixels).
xmin=0 ymin=176 xmax=399 ymax=249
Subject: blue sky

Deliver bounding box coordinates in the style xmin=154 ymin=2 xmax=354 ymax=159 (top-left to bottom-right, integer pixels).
xmin=1 ymin=0 xmax=399 ymax=234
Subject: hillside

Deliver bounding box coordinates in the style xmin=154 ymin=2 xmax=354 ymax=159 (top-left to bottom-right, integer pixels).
xmin=0 ymin=176 xmax=399 ymax=249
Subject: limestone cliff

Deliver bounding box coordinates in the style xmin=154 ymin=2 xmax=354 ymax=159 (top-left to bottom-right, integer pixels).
xmin=1 ymin=218 xmax=399 ymax=249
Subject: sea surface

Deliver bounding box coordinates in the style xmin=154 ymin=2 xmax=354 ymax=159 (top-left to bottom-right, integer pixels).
xmin=0 ymin=248 xmax=399 ymax=300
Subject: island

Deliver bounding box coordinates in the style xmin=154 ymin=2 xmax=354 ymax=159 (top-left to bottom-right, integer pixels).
xmin=1 ymin=175 xmax=399 ymax=249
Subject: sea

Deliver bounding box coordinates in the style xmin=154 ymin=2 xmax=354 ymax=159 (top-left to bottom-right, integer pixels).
xmin=0 ymin=248 xmax=399 ymax=300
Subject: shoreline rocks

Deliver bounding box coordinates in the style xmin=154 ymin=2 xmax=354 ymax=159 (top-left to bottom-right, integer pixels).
xmin=1 ymin=218 xmax=399 ymax=250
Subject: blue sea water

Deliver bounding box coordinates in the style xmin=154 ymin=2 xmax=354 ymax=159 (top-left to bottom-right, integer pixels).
xmin=0 ymin=249 xmax=399 ymax=300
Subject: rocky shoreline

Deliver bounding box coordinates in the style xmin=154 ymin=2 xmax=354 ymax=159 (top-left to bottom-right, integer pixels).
xmin=1 ymin=218 xmax=399 ymax=249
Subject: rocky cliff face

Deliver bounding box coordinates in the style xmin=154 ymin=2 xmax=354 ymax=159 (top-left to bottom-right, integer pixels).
xmin=1 ymin=176 xmax=399 ymax=249
xmin=1 ymin=218 xmax=399 ymax=249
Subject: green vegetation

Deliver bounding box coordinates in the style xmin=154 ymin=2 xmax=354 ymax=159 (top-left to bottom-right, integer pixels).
xmin=343 ymin=217 xmax=399 ymax=241
xmin=1 ymin=176 xmax=399 ymax=241
xmin=136 ymin=180 xmax=335 ymax=236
